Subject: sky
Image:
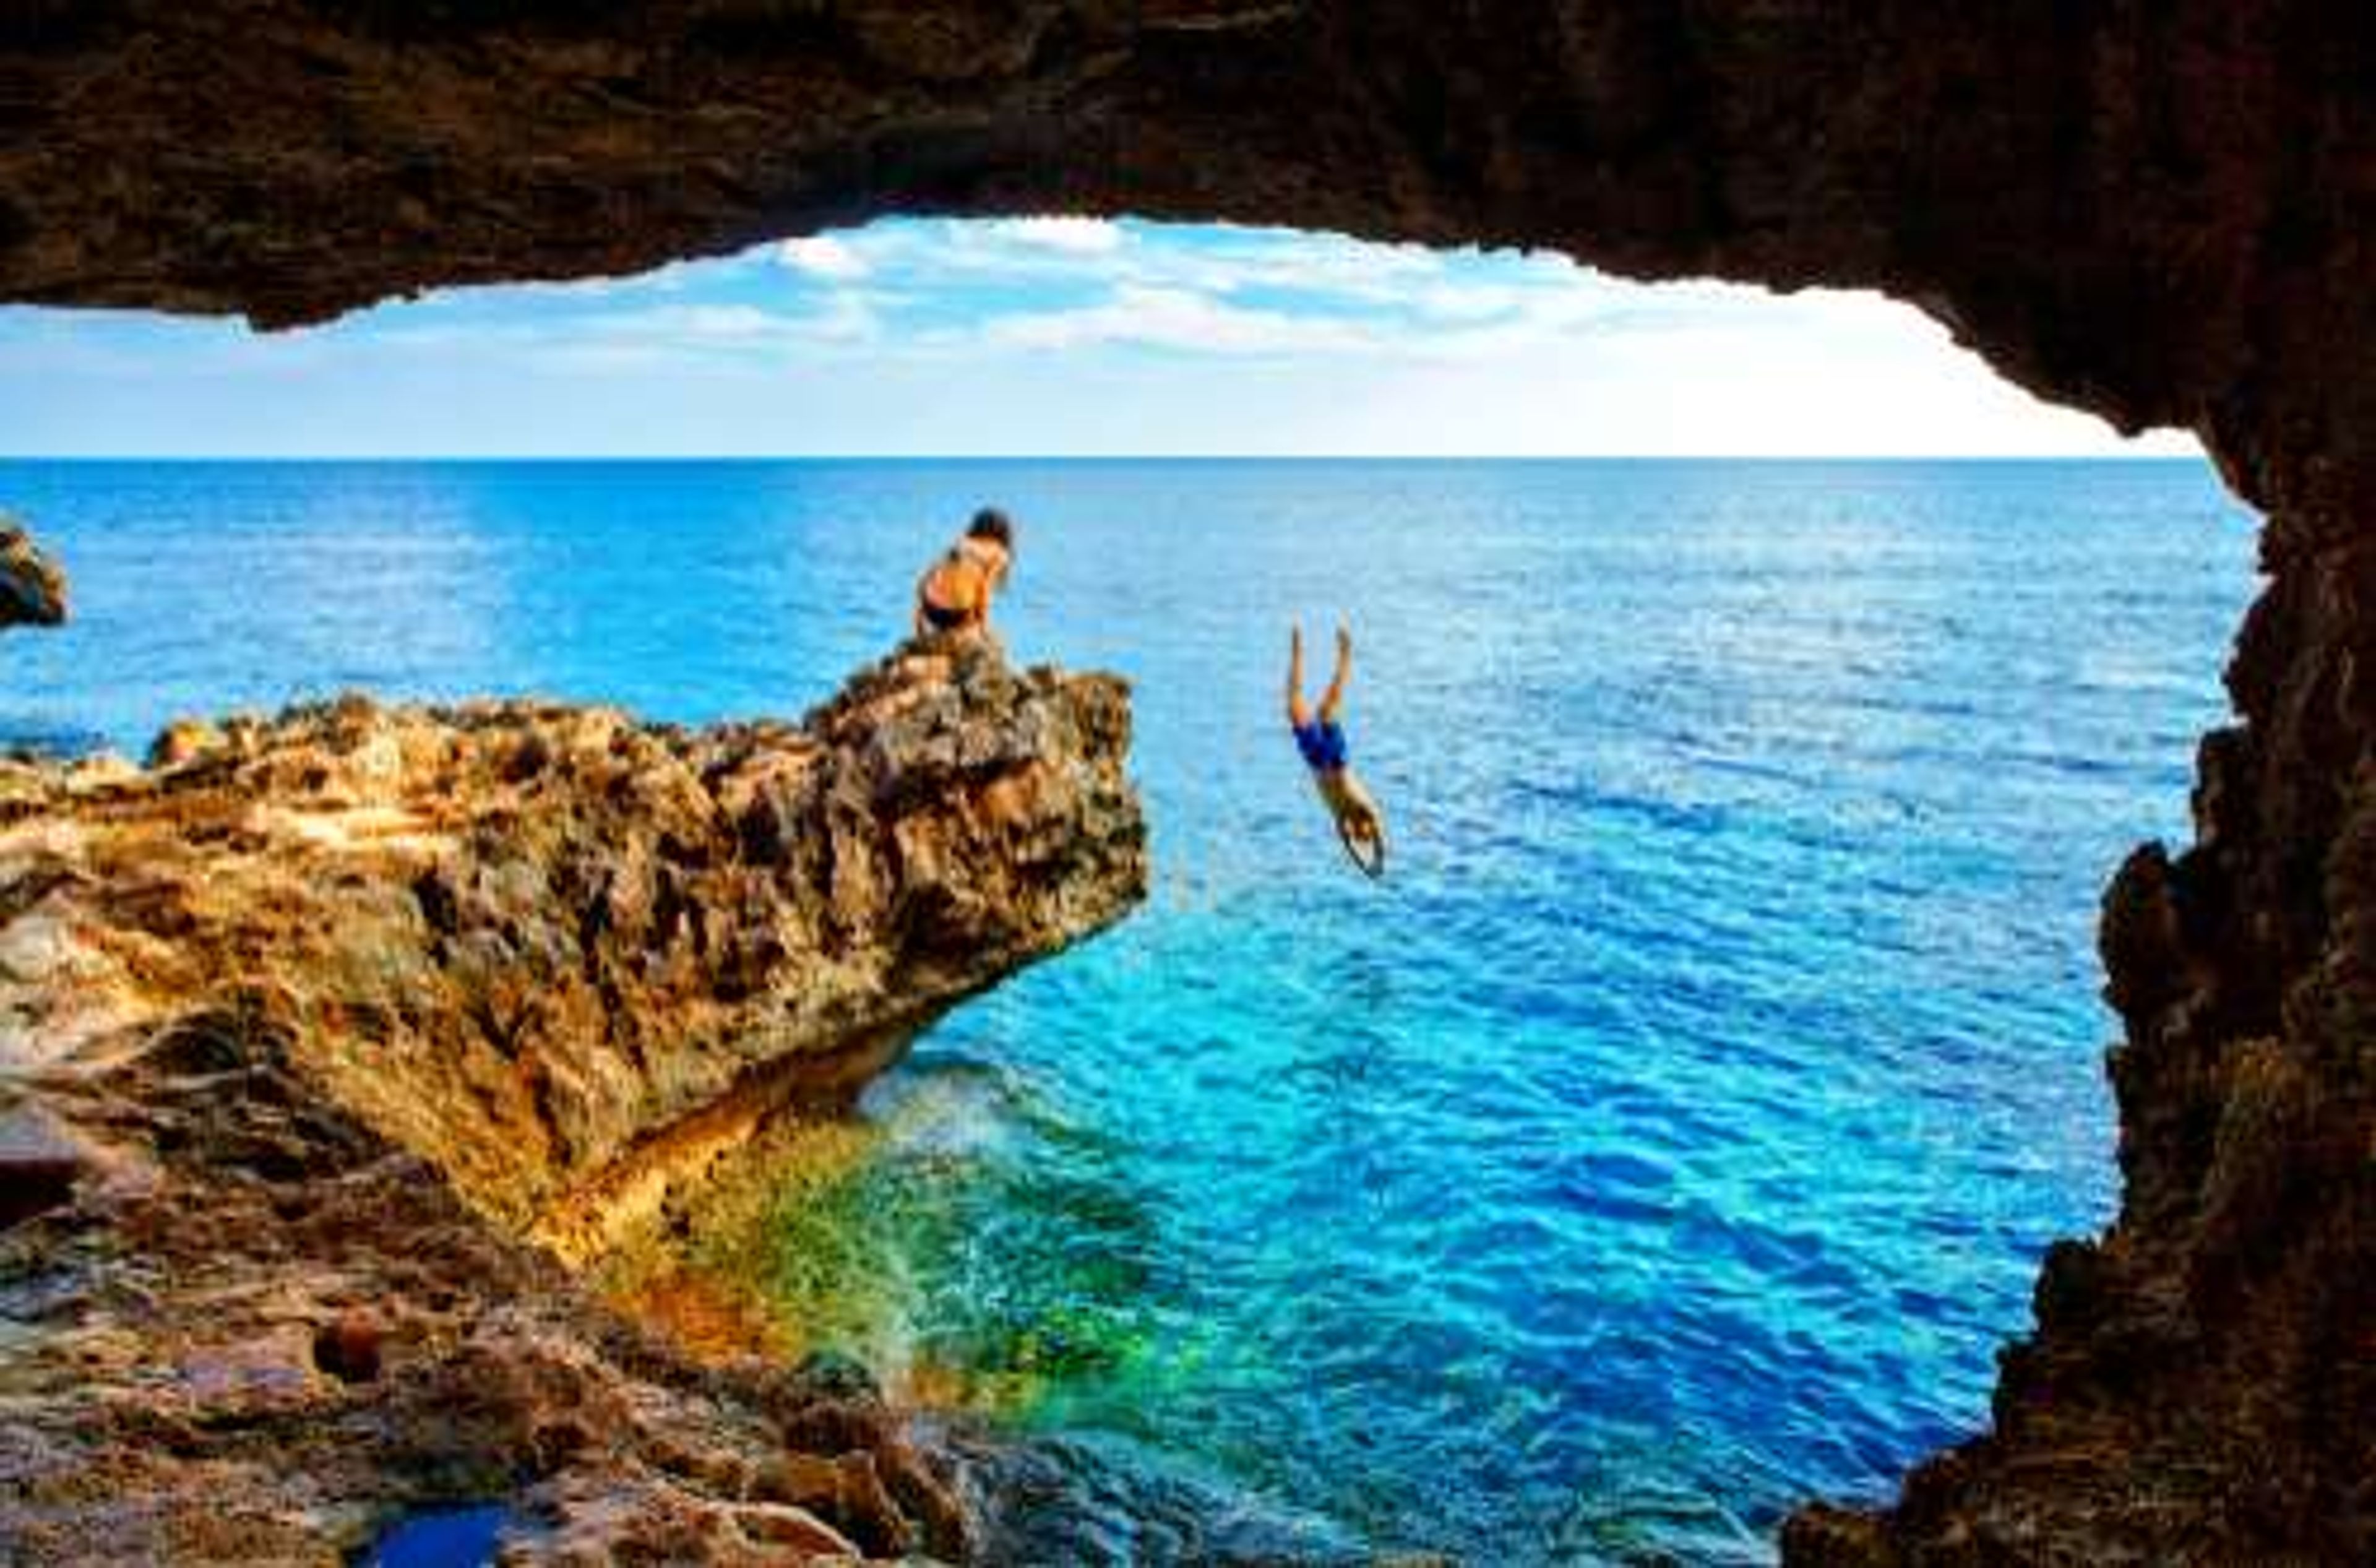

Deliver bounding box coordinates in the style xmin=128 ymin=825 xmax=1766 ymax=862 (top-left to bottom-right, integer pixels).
xmin=0 ymin=217 xmax=2197 ymax=458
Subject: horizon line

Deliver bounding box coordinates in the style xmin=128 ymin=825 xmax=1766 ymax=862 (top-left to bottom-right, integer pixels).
xmin=0 ymin=451 xmax=2204 ymax=464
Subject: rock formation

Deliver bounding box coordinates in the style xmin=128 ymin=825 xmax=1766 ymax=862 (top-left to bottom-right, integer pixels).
xmin=0 ymin=639 xmax=1147 ymax=1562
xmin=0 ymin=519 xmax=66 ymax=630
xmin=0 ymin=2 xmax=2368 ymax=1559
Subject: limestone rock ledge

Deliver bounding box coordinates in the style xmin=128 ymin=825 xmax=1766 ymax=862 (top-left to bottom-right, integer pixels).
xmin=0 ymin=637 xmax=1147 ymax=1564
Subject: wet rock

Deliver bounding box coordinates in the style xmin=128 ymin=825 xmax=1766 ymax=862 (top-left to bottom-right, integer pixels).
xmin=313 ymin=1308 xmax=384 ymax=1383
xmin=1778 ymin=1505 xmax=1895 ymax=1566
xmin=948 ymin=1426 xmax=1369 ymax=1566
xmin=751 ymin=1450 xmax=911 ymax=1557
xmin=791 ymin=1345 xmax=881 ymax=1403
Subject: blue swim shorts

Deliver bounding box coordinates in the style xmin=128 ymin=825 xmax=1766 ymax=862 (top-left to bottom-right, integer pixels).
xmin=1293 ymin=720 xmax=1349 ymax=772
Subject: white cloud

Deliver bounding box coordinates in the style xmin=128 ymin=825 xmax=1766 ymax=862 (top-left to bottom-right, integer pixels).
xmin=0 ymin=217 xmax=2210 ymax=456
xmin=669 ymin=304 xmax=781 ymax=338
xmin=756 ymin=221 xmax=1499 ymax=335
xmin=364 ymin=292 xmax=887 ymax=376
xmin=598 ymin=295 xmax=884 ymax=351
xmin=980 ymin=216 xmax=1125 ymax=254
xmin=778 ymin=234 xmax=871 ymax=281
xmin=1160 ymin=229 xmax=1445 ymax=299
xmin=979 ymin=285 xmax=1379 ymax=356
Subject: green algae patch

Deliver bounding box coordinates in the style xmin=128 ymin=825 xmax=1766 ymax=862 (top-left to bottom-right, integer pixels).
xmin=600 ymin=1066 xmax=1171 ymax=1428
xmin=743 ymin=1073 xmax=1166 ymax=1423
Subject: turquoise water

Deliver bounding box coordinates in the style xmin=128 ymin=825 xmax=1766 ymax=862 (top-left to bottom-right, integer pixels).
xmin=1 ymin=460 xmax=2255 ymax=1562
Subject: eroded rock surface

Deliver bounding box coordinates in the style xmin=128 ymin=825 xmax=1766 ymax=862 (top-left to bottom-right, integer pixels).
xmin=0 ymin=638 xmax=1146 ymax=1563
xmin=3 ymin=639 xmax=1143 ymax=1245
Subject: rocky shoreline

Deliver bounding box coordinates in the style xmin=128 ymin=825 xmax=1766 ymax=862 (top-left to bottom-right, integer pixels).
xmin=0 ymin=639 xmax=1147 ymax=1563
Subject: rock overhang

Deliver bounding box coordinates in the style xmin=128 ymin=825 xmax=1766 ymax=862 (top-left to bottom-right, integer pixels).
xmin=0 ymin=642 xmax=1147 ymax=1233
xmin=1 ymin=3 xmax=2369 ymax=513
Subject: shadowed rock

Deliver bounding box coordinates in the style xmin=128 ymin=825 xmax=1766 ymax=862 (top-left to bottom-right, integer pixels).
xmin=0 ymin=637 xmax=1145 ymax=1563
xmin=0 ymin=520 xmax=65 ymax=629
xmin=0 ymin=1101 xmax=90 ymax=1226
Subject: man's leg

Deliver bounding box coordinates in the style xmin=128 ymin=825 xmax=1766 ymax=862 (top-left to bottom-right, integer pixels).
xmin=1318 ymin=624 xmax=1353 ymax=725
xmin=1286 ymin=625 xmax=1311 ymax=728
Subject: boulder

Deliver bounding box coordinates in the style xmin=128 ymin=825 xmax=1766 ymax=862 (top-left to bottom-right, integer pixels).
xmin=0 ymin=520 xmax=65 ymax=629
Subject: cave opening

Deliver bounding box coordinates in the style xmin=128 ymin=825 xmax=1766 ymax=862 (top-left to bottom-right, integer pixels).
xmin=0 ymin=215 xmax=2271 ymax=1561
xmin=1 ymin=5 xmax=2366 ymax=1559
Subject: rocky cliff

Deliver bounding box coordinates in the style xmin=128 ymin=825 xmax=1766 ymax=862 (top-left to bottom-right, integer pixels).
xmin=0 ymin=638 xmax=1147 ymax=1563
xmin=1 ymin=4 xmax=2369 ymax=1561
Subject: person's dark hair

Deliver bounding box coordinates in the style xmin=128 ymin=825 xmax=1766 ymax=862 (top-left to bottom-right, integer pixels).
xmin=967 ymin=507 xmax=1015 ymax=554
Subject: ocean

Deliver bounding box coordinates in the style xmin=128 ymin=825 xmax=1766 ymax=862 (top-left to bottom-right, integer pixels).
xmin=0 ymin=459 xmax=2256 ymax=1562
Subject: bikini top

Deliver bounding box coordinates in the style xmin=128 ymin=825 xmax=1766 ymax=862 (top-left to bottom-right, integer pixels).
xmin=952 ymin=535 xmax=1005 ymax=571
xmin=944 ymin=536 xmax=1006 ymax=586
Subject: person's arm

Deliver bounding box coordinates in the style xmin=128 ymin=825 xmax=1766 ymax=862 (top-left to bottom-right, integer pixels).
xmin=942 ymin=541 xmax=997 ymax=620
xmin=1318 ymin=626 xmax=1352 ymax=725
xmin=979 ymin=556 xmax=1004 ymax=626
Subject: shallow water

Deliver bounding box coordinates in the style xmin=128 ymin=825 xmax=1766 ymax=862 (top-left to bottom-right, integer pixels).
xmin=0 ymin=459 xmax=2257 ymax=1561
xmin=357 ymin=1502 xmax=516 ymax=1568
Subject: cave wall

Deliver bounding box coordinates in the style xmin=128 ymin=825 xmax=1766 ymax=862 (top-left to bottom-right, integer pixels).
xmin=2 ymin=2 xmax=2369 ymax=1559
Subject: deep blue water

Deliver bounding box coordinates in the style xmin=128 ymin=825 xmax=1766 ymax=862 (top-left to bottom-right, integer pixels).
xmin=0 ymin=459 xmax=2256 ymax=1563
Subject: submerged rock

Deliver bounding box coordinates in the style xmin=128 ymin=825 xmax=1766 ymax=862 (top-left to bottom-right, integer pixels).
xmin=0 ymin=520 xmax=66 ymax=630
xmin=0 ymin=638 xmax=1145 ymax=1563
xmin=945 ymin=1426 xmax=1377 ymax=1567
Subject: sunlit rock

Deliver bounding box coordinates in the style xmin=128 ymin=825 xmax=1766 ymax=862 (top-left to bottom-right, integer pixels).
xmin=0 ymin=638 xmax=1145 ymax=1562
